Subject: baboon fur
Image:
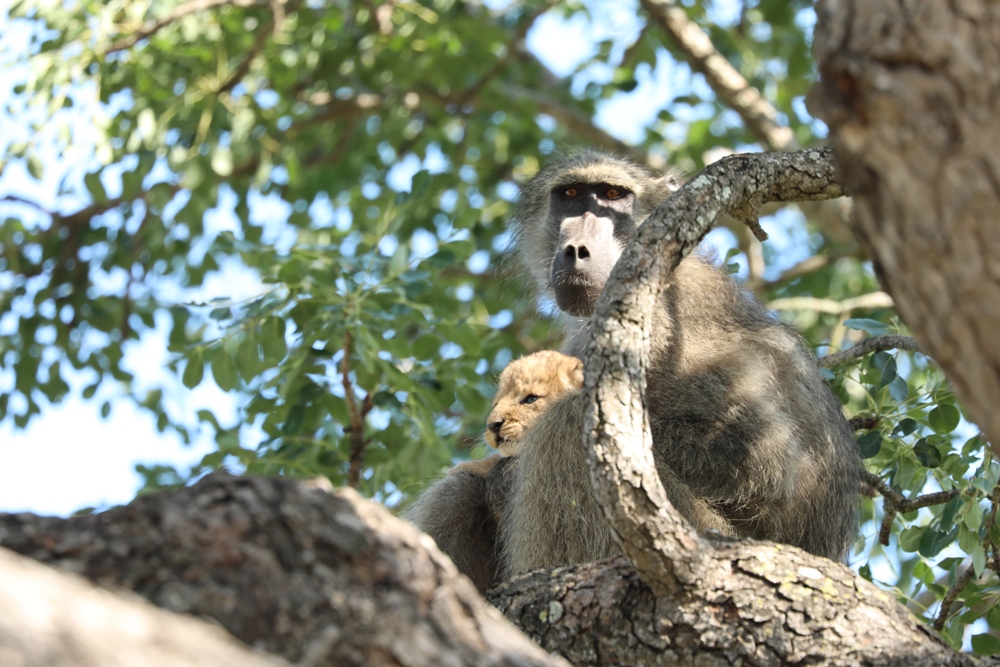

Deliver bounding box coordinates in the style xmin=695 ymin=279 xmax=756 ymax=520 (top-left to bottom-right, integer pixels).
xmin=412 ymin=151 xmax=861 ymax=589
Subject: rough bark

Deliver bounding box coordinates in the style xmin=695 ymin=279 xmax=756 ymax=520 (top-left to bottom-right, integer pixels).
xmin=0 ymin=473 xmax=566 ymax=667
xmin=811 ymin=0 xmax=1000 ymax=457
xmin=0 ymin=546 xmax=289 ymax=667
xmin=489 ymin=548 xmax=974 ymax=667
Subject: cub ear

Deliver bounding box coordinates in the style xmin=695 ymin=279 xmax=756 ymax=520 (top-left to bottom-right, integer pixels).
xmin=566 ymin=356 xmax=584 ymax=390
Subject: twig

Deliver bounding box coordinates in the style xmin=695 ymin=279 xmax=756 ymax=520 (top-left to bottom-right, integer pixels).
xmin=105 ymin=0 xmax=267 ymax=54
xmin=217 ymin=16 xmax=275 ymax=94
xmin=862 ymin=471 xmax=961 ymax=547
xmin=769 ymin=291 xmax=894 ymax=315
xmin=934 ymin=565 xmax=978 ymax=631
xmin=818 ymin=334 xmax=928 ymax=368
xmin=933 ymin=488 xmax=999 ymax=630
xmin=455 ymin=0 xmax=558 ymax=107
xmin=639 ymin=0 xmax=795 ymax=151
xmin=747 ymin=253 xmax=836 ymax=293
xmin=342 ymin=332 xmax=372 ymax=489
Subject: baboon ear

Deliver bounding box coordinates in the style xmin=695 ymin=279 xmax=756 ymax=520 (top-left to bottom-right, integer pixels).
xmin=657 ymin=173 xmax=681 ymax=194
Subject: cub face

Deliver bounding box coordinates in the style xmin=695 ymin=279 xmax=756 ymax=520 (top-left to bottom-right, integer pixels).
xmin=485 ymin=350 xmax=584 ymax=456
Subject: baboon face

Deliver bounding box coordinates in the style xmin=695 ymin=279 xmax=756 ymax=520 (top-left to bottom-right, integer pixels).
xmin=548 ymin=182 xmax=636 ymax=317
xmin=512 ymin=152 xmax=679 ymax=318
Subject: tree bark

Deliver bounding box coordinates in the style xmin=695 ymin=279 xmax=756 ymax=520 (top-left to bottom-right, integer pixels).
xmin=0 ymin=546 xmax=289 ymax=667
xmin=811 ymin=0 xmax=1000 ymax=457
xmin=489 ymin=548 xmax=973 ymax=667
xmin=0 ymin=473 xmax=566 ymax=667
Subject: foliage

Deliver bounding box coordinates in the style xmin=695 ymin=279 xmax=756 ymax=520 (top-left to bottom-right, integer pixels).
xmin=1 ymin=0 xmax=997 ymax=648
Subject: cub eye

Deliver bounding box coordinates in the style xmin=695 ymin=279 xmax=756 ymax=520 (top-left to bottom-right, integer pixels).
xmin=604 ymin=187 xmax=625 ymax=200
xmin=520 ymin=394 xmax=540 ymax=405
xmin=562 ymin=187 xmax=579 ymax=198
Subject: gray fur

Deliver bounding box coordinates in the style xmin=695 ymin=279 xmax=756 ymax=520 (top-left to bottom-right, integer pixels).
xmin=499 ymin=152 xmax=861 ymax=576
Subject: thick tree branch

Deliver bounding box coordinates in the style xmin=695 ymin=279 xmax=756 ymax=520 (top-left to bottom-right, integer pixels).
xmin=0 ymin=547 xmax=289 ymax=667
xmin=818 ymin=334 xmax=929 ymax=368
xmin=580 ymin=148 xmax=845 ymax=594
xmin=639 ymin=0 xmax=795 ymax=151
xmin=0 ymin=473 xmax=567 ymax=667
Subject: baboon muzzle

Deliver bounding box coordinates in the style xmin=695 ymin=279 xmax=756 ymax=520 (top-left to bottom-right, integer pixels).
xmin=550 ymin=213 xmax=620 ymax=317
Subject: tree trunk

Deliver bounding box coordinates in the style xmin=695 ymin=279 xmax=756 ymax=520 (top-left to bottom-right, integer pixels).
xmin=811 ymin=0 xmax=1000 ymax=457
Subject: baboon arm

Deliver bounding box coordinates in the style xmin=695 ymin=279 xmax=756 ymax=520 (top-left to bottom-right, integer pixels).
xmin=404 ymin=472 xmax=501 ymax=592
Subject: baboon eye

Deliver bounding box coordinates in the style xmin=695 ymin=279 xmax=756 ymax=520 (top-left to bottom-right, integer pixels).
xmin=604 ymin=187 xmax=624 ymax=200
xmin=520 ymin=394 xmax=540 ymax=405
xmin=562 ymin=187 xmax=579 ymax=198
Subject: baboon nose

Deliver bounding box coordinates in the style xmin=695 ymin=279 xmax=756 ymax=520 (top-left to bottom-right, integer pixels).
xmin=562 ymin=245 xmax=590 ymax=262
xmin=488 ymin=419 xmax=504 ymax=435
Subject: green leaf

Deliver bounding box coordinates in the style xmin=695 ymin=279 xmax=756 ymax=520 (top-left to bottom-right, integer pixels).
xmin=182 ymin=351 xmax=205 ymax=388
xmin=84 ymin=171 xmax=108 ymax=203
xmin=972 ymin=633 xmax=1000 ymax=656
xmin=100 ymin=401 xmax=111 ymax=419
xmin=959 ymin=525 xmax=979 ymax=553
xmin=964 ymin=499 xmax=984 ymax=531
xmin=898 ymin=527 xmax=923 ymax=552
xmin=972 ymin=544 xmax=987 ymax=577
xmin=857 ymin=431 xmax=883 ymax=458
xmin=844 ymin=319 xmax=889 ymax=335
xmin=913 ymin=439 xmax=941 ymax=468
xmin=917 ymin=527 xmax=953 ymax=558
xmin=893 ymin=418 xmax=918 ymax=436
xmin=260 ymin=317 xmax=287 ymax=364
xmin=211 ymin=348 xmax=238 ymax=391
xmin=887 ymin=376 xmax=909 ymax=402
xmin=929 ymin=404 xmax=960 ymax=434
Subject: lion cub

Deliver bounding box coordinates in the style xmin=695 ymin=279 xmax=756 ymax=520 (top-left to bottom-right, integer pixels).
xmin=451 ymin=350 xmax=583 ymax=477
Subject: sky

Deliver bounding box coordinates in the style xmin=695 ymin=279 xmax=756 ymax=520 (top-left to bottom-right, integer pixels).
xmin=0 ymin=1 xmax=776 ymax=516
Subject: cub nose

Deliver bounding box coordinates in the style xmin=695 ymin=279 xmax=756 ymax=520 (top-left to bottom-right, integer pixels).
xmin=488 ymin=419 xmax=504 ymax=435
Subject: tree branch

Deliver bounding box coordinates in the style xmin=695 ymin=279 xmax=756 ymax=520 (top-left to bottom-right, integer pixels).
xmin=639 ymin=0 xmax=795 ymax=150
xmin=818 ymin=334 xmax=929 ymax=368
xmin=0 ymin=473 xmax=567 ymax=667
xmin=105 ymin=0 xmax=268 ymax=54
xmin=581 ymin=147 xmax=846 ymax=595
xmin=769 ymin=290 xmax=894 ymax=315
xmin=341 ymin=332 xmax=372 ymax=489
xmin=861 ymin=471 xmax=961 ymax=547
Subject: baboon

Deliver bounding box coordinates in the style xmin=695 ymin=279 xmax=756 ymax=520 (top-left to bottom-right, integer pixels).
xmin=413 ymin=151 xmax=861 ymax=588
xmin=406 ymin=350 xmax=583 ymax=592
xmin=500 ymin=151 xmax=861 ymax=575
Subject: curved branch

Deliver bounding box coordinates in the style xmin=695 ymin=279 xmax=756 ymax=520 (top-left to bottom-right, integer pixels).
xmin=639 ymin=0 xmax=795 ymax=151
xmin=818 ymin=334 xmax=929 ymax=368
xmin=581 ymin=147 xmax=847 ymax=594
